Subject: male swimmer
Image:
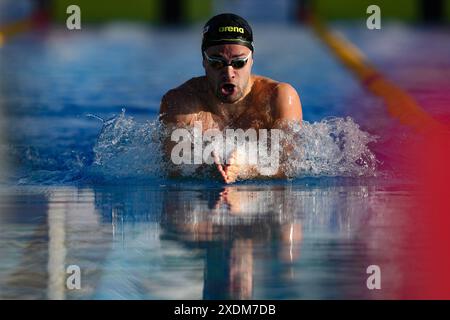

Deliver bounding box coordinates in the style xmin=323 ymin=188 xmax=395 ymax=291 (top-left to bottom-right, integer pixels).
xmin=159 ymin=13 xmax=302 ymax=183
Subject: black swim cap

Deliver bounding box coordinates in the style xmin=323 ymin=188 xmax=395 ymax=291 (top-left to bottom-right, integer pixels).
xmin=201 ymin=13 xmax=254 ymax=53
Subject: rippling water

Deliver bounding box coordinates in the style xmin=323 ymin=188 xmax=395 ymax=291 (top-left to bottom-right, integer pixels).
xmin=87 ymin=110 xmax=378 ymax=183
xmin=0 ymin=181 xmax=413 ymax=299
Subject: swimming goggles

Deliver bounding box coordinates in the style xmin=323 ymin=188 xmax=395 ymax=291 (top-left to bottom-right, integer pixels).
xmin=203 ymin=51 xmax=251 ymax=70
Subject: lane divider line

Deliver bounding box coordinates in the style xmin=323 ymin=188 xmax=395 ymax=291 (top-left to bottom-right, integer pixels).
xmin=0 ymin=18 xmax=33 ymax=47
xmin=307 ymin=15 xmax=447 ymax=133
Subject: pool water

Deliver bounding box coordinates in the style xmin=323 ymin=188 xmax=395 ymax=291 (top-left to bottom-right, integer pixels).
xmin=0 ymin=22 xmax=449 ymax=299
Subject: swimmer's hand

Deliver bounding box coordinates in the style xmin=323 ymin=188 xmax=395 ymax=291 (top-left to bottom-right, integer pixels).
xmin=213 ymin=150 xmax=240 ymax=184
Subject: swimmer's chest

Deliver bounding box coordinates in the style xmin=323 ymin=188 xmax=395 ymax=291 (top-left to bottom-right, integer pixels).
xmin=195 ymin=107 xmax=272 ymax=130
xmin=195 ymin=96 xmax=273 ymax=130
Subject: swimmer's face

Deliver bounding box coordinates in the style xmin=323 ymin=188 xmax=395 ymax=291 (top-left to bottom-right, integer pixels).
xmin=203 ymin=44 xmax=253 ymax=103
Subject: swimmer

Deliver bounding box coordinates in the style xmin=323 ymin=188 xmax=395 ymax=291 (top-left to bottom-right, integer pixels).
xmin=159 ymin=13 xmax=302 ymax=183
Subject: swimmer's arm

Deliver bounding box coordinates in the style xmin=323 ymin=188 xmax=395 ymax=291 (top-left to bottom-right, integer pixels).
xmin=270 ymin=83 xmax=303 ymax=178
xmin=227 ymin=83 xmax=303 ymax=182
xmin=159 ymin=89 xmax=199 ymax=125
xmin=159 ymin=90 xmax=198 ymax=177
xmin=272 ymin=82 xmax=303 ymax=126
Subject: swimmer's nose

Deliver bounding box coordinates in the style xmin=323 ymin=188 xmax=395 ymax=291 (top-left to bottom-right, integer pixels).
xmin=222 ymin=65 xmax=235 ymax=81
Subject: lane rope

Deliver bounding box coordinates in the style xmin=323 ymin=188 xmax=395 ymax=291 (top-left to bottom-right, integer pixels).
xmin=0 ymin=18 xmax=33 ymax=46
xmin=307 ymin=15 xmax=447 ymax=133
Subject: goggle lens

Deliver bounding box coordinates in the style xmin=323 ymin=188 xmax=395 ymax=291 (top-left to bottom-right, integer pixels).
xmin=204 ymin=52 xmax=250 ymax=70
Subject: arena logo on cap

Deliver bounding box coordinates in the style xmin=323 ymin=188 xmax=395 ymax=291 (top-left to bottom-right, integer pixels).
xmin=218 ymin=26 xmax=244 ymax=33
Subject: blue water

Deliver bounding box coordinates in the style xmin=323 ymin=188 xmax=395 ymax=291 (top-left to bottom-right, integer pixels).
xmin=0 ymin=22 xmax=447 ymax=299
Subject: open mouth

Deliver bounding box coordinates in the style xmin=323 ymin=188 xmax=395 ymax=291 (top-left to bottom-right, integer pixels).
xmin=220 ymin=83 xmax=236 ymax=96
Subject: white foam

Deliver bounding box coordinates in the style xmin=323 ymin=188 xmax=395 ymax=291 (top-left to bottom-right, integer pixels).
xmin=90 ymin=110 xmax=378 ymax=181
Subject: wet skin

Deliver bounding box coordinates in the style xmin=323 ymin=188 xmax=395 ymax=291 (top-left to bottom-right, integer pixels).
xmin=159 ymin=44 xmax=303 ymax=183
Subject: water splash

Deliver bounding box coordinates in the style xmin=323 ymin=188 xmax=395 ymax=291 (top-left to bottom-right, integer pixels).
xmin=281 ymin=117 xmax=378 ymax=178
xmin=87 ymin=109 xmax=166 ymax=181
xmin=87 ymin=111 xmax=378 ymax=182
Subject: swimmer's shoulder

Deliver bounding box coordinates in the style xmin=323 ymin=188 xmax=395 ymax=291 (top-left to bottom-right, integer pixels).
xmin=162 ymin=77 xmax=209 ymax=103
xmin=251 ymin=75 xmax=298 ymax=94
xmin=159 ymin=77 xmax=207 ymax=123
xmin=251 ymin=75 xmax=302 ymax=122
xmin=174 ymin=76 xmax=208 ymax=93
xmin=251 ymin=75 xmax=278 ymax=90
xmin=162 ymin=77 xmax=205 ymax=100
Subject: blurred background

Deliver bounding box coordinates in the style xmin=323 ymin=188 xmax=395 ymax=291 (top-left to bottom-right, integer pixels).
xmin=1 ymin=0 xmax=450 ymax=26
